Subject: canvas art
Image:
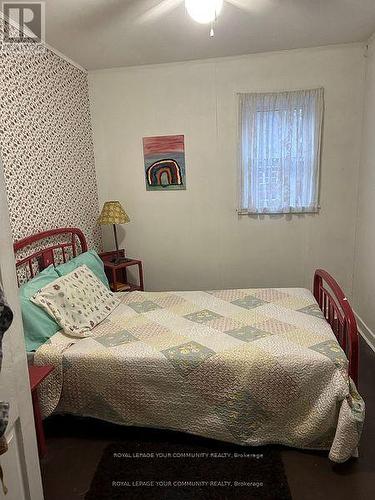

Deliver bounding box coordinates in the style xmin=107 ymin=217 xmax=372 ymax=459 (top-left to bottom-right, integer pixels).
xmin=143 ymin=135 xmax=186 ymax=191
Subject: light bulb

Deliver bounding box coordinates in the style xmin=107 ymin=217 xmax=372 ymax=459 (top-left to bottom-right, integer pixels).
xmin=185 ymin=0 xmax=223 ymax=25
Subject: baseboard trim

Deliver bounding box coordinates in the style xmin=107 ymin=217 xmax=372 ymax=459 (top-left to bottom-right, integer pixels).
xmin=355 ymin=311 xmax=375 ymax=353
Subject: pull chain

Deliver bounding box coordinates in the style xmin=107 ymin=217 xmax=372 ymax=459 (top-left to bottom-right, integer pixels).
xmin=209 ymin=7 xmax=221 ymax=38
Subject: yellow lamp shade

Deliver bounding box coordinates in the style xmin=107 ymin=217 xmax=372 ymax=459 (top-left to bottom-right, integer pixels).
xmin=98 ymin=201 xmax=130 ymax=225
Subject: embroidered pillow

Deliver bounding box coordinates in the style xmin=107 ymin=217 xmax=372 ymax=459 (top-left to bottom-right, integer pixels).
xmin=31 ymin=265 xmax=120 ymax=338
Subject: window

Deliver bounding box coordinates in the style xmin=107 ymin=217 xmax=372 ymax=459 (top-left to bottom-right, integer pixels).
xmin=238 ymin=89 xmax=323 ymax=214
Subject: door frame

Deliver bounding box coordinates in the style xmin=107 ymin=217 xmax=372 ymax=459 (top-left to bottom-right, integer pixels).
xmin=0 ymin=155 xmax=44 ymax=499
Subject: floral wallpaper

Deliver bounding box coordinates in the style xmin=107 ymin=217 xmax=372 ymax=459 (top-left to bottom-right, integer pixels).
xmin=0 ymin=29 xmax=101 ymax=250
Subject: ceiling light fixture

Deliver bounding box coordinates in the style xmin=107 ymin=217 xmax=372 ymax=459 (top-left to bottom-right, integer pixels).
xmin=185 ymin=0 xmax=223 ymax=25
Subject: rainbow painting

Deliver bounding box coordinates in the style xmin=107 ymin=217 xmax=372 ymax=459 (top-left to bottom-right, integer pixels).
xmin=143 ymin=135 xmax=186 ymax=191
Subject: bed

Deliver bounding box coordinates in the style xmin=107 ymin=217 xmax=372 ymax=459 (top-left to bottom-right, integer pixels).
xmin=14 ymin=228 xmax=364 ymax=463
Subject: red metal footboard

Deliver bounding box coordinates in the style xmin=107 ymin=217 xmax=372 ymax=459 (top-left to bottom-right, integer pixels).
xmin=313 ymin=269 xmax=359 ymax=386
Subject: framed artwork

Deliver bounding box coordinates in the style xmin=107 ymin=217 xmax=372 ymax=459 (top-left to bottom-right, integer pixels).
xmin=143 ymin=135 xmax=186 ymax=191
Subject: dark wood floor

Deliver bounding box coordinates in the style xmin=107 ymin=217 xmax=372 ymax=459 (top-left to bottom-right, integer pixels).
xmin=41 ymin=337 xmax=374 ymax=500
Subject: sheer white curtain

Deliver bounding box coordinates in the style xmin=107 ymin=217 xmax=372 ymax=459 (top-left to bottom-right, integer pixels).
xmin=238 ymin=88 xmax=324 ymax=214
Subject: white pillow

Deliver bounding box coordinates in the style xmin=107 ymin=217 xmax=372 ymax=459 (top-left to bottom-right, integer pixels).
xmin=31 ymin=264 xmax=120 ymax=338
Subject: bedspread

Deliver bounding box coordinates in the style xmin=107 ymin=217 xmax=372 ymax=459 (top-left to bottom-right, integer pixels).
xmin=35 ymin=287 xmax=364 ymax=462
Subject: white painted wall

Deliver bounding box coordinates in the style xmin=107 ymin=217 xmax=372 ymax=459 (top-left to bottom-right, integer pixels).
xmin=89 ymin=44 xmax=365 ymax=293
xmin=353 ymin=36 xmax=375 ymax=337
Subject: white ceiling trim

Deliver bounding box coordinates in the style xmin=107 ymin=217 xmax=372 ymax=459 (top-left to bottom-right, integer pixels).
xmin=0 ymin=11 xmax=86 ymax=72
xmin=88 ymin=41 xmax=365 ymax=75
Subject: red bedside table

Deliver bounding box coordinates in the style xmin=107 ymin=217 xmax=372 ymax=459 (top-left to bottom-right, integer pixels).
xmin=28 ymin=365 xmax=54 ymax=458
xmin=100 ymin=250 xmax=144 ymax=292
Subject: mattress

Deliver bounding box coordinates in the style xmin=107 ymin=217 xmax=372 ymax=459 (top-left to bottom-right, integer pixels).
xmin=34 ymin=287 xmax=365 ymax=463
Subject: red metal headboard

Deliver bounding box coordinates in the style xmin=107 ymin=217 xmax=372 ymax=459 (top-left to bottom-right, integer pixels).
xmin=313 ymin=269 xmax=359 ymax=386
xmin=14 ymin=228 xmax=87 ymax=285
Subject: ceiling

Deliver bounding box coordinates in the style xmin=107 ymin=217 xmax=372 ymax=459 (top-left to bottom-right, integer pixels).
xmin=42 ymin=0 xmax=375 ymax=70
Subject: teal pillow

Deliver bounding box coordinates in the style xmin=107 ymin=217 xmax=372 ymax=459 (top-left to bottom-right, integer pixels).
xmin=19 ymin=265 xmax=61 ymax=352
xmin=55 ymin=250 xmax=109 ymax=288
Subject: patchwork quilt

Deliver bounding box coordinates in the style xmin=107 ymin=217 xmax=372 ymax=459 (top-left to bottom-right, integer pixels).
xmin=35 ymin=288 xmax=365 ymax=463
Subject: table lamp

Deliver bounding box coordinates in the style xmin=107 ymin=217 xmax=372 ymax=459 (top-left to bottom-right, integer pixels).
xmin=98 ymin=201 xmax=130 ymax=263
